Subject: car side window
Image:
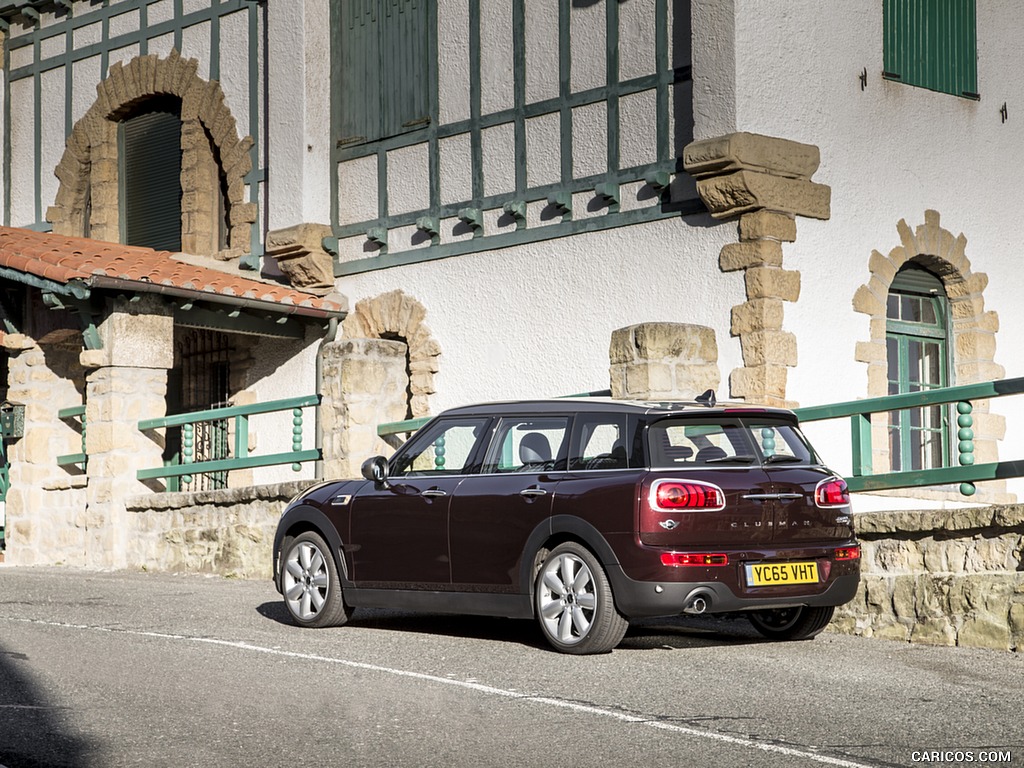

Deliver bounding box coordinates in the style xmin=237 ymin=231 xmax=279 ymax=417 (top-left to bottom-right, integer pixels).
xmin=391 ymin=418 xmax=491 ymax=477
xmin=648 ymin=421 xmax=751 ymax=468
xmin=483 ymin=417 xmax=569 ymax=473
xmin=569 ymin=415 xmax=630 ymax=470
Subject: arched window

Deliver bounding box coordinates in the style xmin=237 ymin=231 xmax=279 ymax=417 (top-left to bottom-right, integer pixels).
xmin=886 ymin=264 xmax=951 ymax=471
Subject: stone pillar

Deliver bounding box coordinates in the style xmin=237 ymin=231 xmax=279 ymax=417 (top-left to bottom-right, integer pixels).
xmin=609 ymin=323 xmax=720 ymax=401
xmin=1 ymin=334 xmax=88 ymax=566
xmin=320 ymin=338 xmax=410 ymax=480
xmin=683 ymin=131 xmax=832 ymax=407
xmin=80 ymin=295 xmax=173 ymax=568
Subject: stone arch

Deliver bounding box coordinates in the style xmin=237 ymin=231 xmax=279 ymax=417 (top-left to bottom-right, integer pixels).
xmin=47 ymin=49 xmax=257 ymax=258
xmin=341 ymin=290 xmax=441 ymax=418
xmin=852 ymin=209 xmax=1010 ymax=503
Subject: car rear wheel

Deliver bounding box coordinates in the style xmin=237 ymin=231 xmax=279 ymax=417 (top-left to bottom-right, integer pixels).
xmin=747 ymin=605 xmax=834 ymax=640
xmin=535 ymin=542 xmax=628 ymax=654
xmin=282 ymin=531 xmax=352 ymax=628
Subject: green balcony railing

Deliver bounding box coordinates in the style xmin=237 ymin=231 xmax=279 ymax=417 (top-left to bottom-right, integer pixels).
xmin=57 ymin=405 xmax=87 ymax=470
xmin=137 ymin=394 xmax=321 ymax=488
xmin=794 ymin=376 xmax=1024 ymax=496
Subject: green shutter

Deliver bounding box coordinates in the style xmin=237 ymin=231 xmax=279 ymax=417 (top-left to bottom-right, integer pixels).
xmin=883 ymin=0 xmax=978 ymax=99
xmin=380 ymin=0 xmax=430 ymax=136
xmin=337 ymin=0 xmax=430 ymax=146
xmin=338 ymin=1 xmax=384 ymax=146
xmin=121 ymin=107 xmax=183 ymax=252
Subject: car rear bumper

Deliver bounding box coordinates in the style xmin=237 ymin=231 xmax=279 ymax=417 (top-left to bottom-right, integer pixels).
xmin=606 ymin=567 xmax=860 ymax=618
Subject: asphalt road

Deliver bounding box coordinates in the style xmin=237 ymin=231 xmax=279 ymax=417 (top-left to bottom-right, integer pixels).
xmin=0 ymin=567 xmax=1021 ymax=768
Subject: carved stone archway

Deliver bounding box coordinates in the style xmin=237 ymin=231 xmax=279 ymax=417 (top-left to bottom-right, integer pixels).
xmin=342 ymin=290 xmax=441 ymax=418
xmin=47 ymin=49 xmax=257 ymax=259
xmin=852 ymin=209 xmax=1010 ymax=503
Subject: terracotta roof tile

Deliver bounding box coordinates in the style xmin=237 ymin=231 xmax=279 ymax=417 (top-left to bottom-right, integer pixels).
xmin=0 ymin=227 xmax=343 ymax=316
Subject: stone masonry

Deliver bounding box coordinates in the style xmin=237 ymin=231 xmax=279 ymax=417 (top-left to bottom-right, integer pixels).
xmin=683 ymin=132 xmax=831 ymax=407
xmin=834 ymin=506 xmax=1024 ymax=653
xmin=320 ymin=337 xmax=410 ymax=480
xmin=609 ymin=322 xmax=720 ymax=400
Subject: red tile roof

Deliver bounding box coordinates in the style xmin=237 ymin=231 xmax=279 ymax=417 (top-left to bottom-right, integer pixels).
xmin=0 ymin=227 xmax=344 ymax=316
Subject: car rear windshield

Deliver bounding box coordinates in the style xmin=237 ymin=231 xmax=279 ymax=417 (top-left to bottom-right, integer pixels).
xmin=647 ymin=418 xmax=820 ymax=469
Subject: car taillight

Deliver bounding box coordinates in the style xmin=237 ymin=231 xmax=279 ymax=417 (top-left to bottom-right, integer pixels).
xmin=815 ymin=476 xmax=850 ymax=508
xmin=650 ymin=479 xmax=726 ymax=511
xmin=661 ymin=553 xmax=729 ymax=567
xmin=834 ymin=546 xmax=860 ymax=561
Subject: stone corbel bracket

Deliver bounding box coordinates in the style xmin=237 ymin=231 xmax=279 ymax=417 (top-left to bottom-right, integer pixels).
xmin=683 ymin=132 xmax=832 ymax=407
xmin=265 ymin=223 xmax=338 ymax=296
xmin=683 ymin=131 xmax=831 ymax=220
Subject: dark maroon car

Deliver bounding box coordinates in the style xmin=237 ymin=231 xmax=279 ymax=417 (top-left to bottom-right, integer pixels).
xmin=273 ymin=398 xmax=860 ymax=654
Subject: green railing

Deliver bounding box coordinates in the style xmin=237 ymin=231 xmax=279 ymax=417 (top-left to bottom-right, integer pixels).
xmin=137 ymin=394 xmax=321 ymax=487
xmin=57 ymin=405 xmax=87 ymax=469
xmin=794 ymin=376 xmax=1024 ymax=496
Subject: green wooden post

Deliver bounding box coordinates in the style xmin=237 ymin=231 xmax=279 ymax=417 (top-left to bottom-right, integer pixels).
xmin=850 ymin=413 xmax=873 ymax=477
xmin=235 ymin=414 xmax=249 ymax=460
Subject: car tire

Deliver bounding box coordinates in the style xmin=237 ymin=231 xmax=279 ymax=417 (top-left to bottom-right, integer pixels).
xmin=747 ymin=605 xmax=834 ymax=641
xmin=281 ymin=531 xmax=352 ymax=628
xmin=534 ymin=542 xmax=628 ymax=654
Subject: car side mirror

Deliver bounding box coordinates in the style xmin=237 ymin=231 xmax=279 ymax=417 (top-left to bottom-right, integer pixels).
xmin=361 ymin=456 xmax=391 ymax=488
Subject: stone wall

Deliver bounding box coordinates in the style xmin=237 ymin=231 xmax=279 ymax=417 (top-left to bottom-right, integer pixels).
xmin=125 ymin=481 xmax=308 ymax=579
xmin=834 ymin=506 xmax=1024 ymax=652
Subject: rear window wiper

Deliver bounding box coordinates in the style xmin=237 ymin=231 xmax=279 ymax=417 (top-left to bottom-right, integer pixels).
xmin=764 ymin=454 xmax=804 ymax=463
xmin=705 ymin=454 xmax=756 ymax=464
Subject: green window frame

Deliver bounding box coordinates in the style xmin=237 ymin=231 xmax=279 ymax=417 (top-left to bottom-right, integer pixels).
xmin=883 ymin=0 xmax=978 ymax=99
xmin=333 ymin=0 xmax=432 ymax=147
xmin=886 ymin=265 xmax=952 ymax=472
xmin=119 ymin=99 xmax=183 ymax=252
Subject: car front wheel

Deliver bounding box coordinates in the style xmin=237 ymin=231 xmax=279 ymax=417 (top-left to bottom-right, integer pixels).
xmin=747 ymin=605 xmax=834 ymax=640
xmin=281 ymin=531 xmax=352 ymax=628
xmin=535 ymin=542 xmax=628 ymax=654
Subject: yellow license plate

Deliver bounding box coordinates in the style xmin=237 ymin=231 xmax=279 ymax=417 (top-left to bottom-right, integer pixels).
xmin=745 ymin=561 xmax=819 ymax=586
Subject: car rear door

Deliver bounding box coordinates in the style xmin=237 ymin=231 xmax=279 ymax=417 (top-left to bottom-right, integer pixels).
xmin=741 ymin=417 xmax=854 ymax=544
xmin=641 ymin=417 xmax=775 ymax=548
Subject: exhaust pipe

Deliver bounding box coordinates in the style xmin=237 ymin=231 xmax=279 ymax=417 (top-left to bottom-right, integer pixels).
xmin=683 ymin=589 xmax=713 ymax=615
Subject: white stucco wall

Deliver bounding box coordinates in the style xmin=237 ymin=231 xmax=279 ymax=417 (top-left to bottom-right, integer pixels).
xmin=342 ymin=215 xmax=743 ymax=413
xmin=723 ymin=0 xmax=1024 ymax=501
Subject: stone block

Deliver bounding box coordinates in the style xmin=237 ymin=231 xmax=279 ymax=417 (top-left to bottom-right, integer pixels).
xmin=745 ymin=266 xmax=801 ymax=302
xmin=958 ymin=616 xmax=1011 ymax=651
xmin=694 ymin=171 xmax=831 ymax=221
xmin=739 ymin=329 xmax=797 ymax=368
xmin=728 ymin=364 xmax=788 ymax=403
xmin=852 ymin=284 xmax=886 ymax=317
xmin=730 ymin=298 xmax=785 ymax=335
xmin=265 ymin=223 xmax=336 ymax=293
xmin=739 ymin=210 xmax=797 ymax=242
xmin=719 ymin=240 xmax=784 ymax=272
xmin=910 ymin=617 xmax=956 ymax=646
xmin=683 ymin=131 xmax=821 ymax=180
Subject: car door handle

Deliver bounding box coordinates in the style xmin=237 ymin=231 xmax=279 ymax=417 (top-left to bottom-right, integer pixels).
xmin=519 ymin=488 xmax=548 ymax=498
xmin=742 ymin=492 xmax=803 ymax=501
xmin=420 ymin=489 xmax=448 ymax=498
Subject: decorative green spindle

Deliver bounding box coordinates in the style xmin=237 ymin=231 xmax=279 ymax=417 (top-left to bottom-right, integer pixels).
xmin=183 ymin=423 xmax=194 ymax=485
xmin=434 ymin=435 xmax=446 ymax=470
xmin=761 ymin=427 xmax=776 ymax=458
xmin=957 ymin=401 xmax=975 ymax=496
xmin=291 ymin=408 xmax=303 ymax=471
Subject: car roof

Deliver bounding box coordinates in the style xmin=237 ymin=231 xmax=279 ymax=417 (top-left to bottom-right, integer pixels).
xmin=436 ymin=397 xmax=798 ymax=420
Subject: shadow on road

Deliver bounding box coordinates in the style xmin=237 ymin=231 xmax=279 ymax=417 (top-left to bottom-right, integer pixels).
xmin=0 ymin=641 xmax=92 ymax=768
xmin=256 ymin=601 xmax=770 ymax=652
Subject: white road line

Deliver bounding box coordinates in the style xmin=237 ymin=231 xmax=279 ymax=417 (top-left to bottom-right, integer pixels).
xmin=5 ymin=617 xmax=877 ymax=768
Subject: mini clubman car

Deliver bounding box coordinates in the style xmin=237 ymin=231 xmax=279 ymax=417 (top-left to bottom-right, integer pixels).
xmin=273 ymin=397 xmax=860 ymax=654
